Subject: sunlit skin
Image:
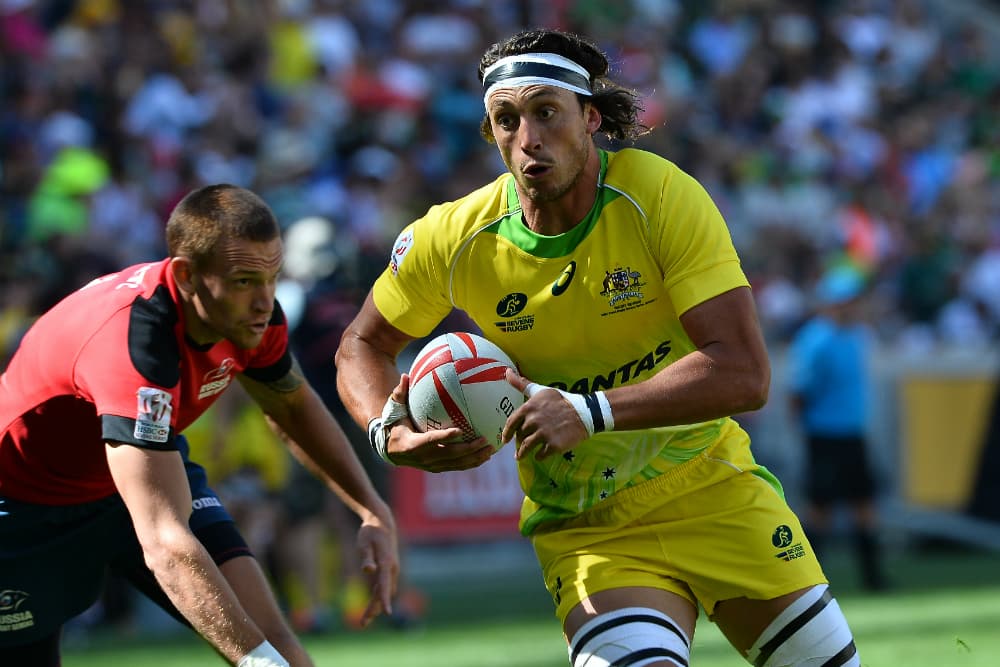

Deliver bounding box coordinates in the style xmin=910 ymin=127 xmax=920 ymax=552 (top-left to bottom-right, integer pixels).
xmin=486 ymin=84 xmax=603 ymax=235
xmin=171 ymin=236 xmax=284 ymax=349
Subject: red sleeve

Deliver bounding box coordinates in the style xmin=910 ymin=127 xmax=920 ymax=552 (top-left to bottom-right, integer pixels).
xmin=75 ymin=308 xmax=180 ymax=449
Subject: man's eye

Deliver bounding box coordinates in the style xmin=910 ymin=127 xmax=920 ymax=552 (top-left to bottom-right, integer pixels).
xmin=496 ymin=115 xmax=515 ymax=130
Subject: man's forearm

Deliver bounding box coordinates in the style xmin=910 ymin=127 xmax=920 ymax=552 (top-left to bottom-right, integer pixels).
xmin=146 ymin=537 xmax=267 ymax=665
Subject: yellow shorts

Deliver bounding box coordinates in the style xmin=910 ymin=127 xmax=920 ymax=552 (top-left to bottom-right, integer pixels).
xmin=531 ymin=437 xmax=826 ymax=622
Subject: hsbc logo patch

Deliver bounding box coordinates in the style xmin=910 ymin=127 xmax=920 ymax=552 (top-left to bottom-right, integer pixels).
xmin=134 ymin=387 xmax=172 ymax=443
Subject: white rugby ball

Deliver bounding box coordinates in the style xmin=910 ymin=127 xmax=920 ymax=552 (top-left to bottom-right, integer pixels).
xmin=407 ymin=332 xmax=523 ymax=450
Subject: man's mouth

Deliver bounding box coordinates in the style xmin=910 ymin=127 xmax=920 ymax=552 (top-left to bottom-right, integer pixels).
xmin=523 ymin=163 xmax=551 ymax=178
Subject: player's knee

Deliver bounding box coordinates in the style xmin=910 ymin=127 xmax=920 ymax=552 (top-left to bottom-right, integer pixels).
xmin=567 ymin=607 xmax=690 ymax=667
xmin=746 ymin=585 xmax=860 ymax=667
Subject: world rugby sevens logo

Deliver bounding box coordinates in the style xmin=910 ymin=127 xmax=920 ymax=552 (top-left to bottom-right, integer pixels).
xmin=772 ymin=525 xmax=794 ymax=548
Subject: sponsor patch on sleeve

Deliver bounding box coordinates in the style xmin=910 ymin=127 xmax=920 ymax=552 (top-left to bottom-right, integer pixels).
xmin=134 ymin=387 xmax=172 ymax=443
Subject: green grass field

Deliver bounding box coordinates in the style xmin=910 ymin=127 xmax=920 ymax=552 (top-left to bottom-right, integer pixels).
xmin=62 ymin=544 xmax=1000 ymax=667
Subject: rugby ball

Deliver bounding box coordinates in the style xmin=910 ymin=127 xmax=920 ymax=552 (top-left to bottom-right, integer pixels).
xmin=407 ymin=332 xmax=523 ymax=450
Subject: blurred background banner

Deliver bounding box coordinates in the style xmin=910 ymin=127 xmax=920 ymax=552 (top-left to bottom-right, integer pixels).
xmin=391 ymin=449 xmax=523 ymax=542
xmin=900 ymin=373 xmax=995 ymax=511
xmin=885 ymin=348 xmax=1000 ymax=544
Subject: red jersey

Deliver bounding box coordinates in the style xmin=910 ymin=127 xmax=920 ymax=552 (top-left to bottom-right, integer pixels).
xmin=0 ymin=259 xmax=291 ymax=505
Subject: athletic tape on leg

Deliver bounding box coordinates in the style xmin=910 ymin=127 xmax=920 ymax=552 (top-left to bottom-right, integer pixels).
xmin=746 ymin=585 xmax=860 ymax=667
xmin=568 ymin=607 xmax=689 ymax=667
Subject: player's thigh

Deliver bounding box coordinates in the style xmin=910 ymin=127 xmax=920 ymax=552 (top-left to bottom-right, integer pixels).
xmin=534 ymin=505 xmax=703 ymax=627
xmin=0 ymin=496 xmax=129 ymax=647
xmin=562 ymin=587 xmax=696 ymax=667
xmin=673 ymin=465 xmax=826 ymax=616
xmin=714 ymin=585 xmax=860 ymax=666
xmin=563 ymin=586 xmax=697 ymax=643
xmin=711 ymin=586 xmax=814 ymax=654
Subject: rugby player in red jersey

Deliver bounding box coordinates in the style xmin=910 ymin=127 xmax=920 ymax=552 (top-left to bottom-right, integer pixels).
xmin=0 ymin=184 xmax=399 ymax=666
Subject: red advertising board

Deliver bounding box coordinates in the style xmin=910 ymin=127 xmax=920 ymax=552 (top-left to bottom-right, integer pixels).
xmin=390 ymin=449 xmax=523 ymax=542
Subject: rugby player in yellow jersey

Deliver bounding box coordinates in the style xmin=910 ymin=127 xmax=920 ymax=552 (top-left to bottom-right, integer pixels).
xmin=336 ymin=28 xmax=861 ymax=667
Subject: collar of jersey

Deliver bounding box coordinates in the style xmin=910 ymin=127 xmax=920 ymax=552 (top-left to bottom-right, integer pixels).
xmin=496 ymin=149 xmax=617 ymax=258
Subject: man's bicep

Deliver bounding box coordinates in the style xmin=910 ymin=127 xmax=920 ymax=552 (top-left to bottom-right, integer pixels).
xmin=680 ymin=287 xmax=768 ymax=360
xmin=342 ymin=292 xmax=418 ymax=359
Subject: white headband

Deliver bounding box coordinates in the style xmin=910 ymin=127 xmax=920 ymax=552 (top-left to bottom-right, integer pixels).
xmin=482 ymin=53 xmax=592 ymax=107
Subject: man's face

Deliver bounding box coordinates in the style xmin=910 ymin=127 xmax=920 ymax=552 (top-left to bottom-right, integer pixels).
xmin=187 ymin=236 xmax=283 ymax=349
xmin=486 ymin=84 xmax=599 ymax=204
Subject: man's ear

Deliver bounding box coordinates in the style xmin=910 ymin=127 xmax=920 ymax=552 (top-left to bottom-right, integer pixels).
xmin=586 ymin=102 xmax=602 ymax=135
xmin=170 ymin=257 xmax=195 ymax=296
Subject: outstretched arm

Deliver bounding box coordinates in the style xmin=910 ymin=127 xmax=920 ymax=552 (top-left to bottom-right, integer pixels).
xmin=105 ymin=443 xmax=274 ymax=665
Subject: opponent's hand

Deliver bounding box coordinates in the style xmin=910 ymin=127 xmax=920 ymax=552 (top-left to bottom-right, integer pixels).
xmin=381 ymin=373 xmax=495 ymax=472
xmin=355 ymin=509 xmax=399 ymax=627
xmin=503 ymin=368 xmax=594 ymax=461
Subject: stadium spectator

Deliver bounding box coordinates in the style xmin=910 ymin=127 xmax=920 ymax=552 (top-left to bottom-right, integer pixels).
xmin=335 ymin=28 xmax=862 ymax=667
xmin=0 ymin=184 xmax=398 ymax=666
xmin=2 ymin=2 xmax=997 ymax=351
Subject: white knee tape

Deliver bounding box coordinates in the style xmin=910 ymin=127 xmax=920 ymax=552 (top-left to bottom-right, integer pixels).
xmin=568 ymin=607 xmax=690 ymax=667
xmin=747 ymin=585 xmax=860 ymax=667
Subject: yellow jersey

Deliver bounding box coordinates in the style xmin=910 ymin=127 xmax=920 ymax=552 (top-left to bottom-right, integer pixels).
xmin=373 ymin=148 xmax=752 ymax=534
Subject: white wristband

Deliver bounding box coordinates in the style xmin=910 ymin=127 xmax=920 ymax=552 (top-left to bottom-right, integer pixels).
xmin=524 ymin=383 xmax=614 ymax=436
xmin=237 ymin=640 xmax=289 ymax=667
xmin=367 ymin=394 xmax=411 ymax=464
xmin=367 ymin=417 xmax=391 ymax=463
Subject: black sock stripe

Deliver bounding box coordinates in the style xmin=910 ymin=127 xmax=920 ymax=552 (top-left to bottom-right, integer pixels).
xmin=583 ymin=392 xmax=605 ymax=432
xmin=571 ymin=613 xmax=689 ymax=664
xmin=820 ymin=640 xmax=858 ymax=667
xmin=612 ymin=647 xmax=688 ymax=667
xmin=754 ymin=590 xmax=834 ymax=667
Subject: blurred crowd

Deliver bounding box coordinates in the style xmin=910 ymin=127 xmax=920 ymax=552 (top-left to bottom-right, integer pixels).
xmin=2 ymin=0 xmax=999 ymax=636
xmin=3 ymin=0 xmax=1000 ymax=354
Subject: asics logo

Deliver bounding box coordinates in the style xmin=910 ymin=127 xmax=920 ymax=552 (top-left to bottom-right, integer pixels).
xmin=551 ymin=261 xmax=576 ymax=296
